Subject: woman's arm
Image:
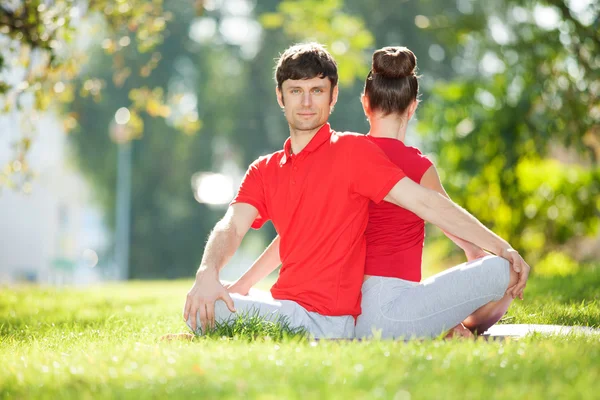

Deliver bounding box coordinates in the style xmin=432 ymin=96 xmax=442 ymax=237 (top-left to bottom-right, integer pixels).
xmin=383 ymin=177 xmax=530 ymax=300
xmin=223 ymin=235 xmax=282 ymax=295
xmin=420 ymin=165 xmax=488 ymax=261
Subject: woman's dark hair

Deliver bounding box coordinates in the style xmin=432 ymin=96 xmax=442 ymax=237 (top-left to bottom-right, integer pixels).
xmin=364 ymin=46 xmax=419 ymax=116
xmin=275 ymin=43 xmax=338 ymax=90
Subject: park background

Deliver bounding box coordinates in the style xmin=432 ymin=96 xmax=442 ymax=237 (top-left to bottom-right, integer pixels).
xmin=1 ymin=1 xmax=600 ymax=399
xmin=1 ymin=0 xmax=599 ymax=284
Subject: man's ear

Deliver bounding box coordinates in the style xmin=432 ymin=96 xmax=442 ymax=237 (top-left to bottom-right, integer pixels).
xmin=329 ymin=85 xmax=339 ymax=113
xmin=276 ymin=86 xmax=285 ymax=108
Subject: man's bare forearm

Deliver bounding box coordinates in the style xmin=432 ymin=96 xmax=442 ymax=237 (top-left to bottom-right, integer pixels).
xmin=386 ymin=179 xmax=510 ymax=255
xmin=197 ymin=218 xmax=243 ymax=276
xmin=416 ymin=190 xmax=509 ymax=255
xmin=435 ymin=191 xmax=486 ymax=255
xmin=418 ymin=166 xmax=486 ymax=256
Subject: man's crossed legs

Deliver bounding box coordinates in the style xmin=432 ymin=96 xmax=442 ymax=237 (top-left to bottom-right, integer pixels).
xmin=186 ymin=290 xmax=354 ymax=339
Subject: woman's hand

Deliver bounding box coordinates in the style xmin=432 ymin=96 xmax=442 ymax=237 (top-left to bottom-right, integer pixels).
xmin=222 ymin=280 xmax=251 ymax=296
xmin=500 ymin=247 xmax=531 ymax=300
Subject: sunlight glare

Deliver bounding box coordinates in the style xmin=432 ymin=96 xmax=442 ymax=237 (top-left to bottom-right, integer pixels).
xmin=192 ymin=172 xmax=234 ymax=205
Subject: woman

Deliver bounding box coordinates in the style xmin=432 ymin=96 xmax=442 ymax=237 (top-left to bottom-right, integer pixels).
xmin=353 ymin=47 xmax=518 ymax=338
xmin=225 ymin=46 xmax=521 ymax=339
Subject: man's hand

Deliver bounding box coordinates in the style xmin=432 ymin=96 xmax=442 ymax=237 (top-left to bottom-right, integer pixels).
xmin=222 ymin=280 xmax=250 ymax=296
xmin=500 ymin=248 xmax=531 ymax=300
xmin=183 ymin=268 xmax=236 ymax=334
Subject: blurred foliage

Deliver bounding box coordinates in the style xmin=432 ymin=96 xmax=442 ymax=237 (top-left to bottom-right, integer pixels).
xmin=0 ymin=0 xmax=199 ymax=191
xmin=64 ymin=0 xmax=380 ymax=278
xmin=418 ymin=0 xmax=600 ymax=263
xmin=261 ymin=0 xmax=374 ymax=86
xmin=535 ymin=251 xmax=580 ymax=277
xmin=1 ymin=0 xmax=598 ymax=278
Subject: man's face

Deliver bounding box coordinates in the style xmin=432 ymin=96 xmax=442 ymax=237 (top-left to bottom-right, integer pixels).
xmin=277 ymin=77 xmax=338 ymax=132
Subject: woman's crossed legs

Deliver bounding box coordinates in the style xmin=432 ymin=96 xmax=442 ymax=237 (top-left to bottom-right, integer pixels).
xmin=355 ymin=255 xmax=517 ymax=339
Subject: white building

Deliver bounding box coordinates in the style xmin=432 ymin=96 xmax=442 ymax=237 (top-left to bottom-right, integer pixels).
xmin=0 ymin=111 xmax=109 ymax=285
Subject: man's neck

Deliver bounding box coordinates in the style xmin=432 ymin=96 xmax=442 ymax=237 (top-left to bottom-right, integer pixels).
xmin=368 ymin=116 xmax=407 ymax=143
xmin=289 ymin=124 xmax=325 ymax=155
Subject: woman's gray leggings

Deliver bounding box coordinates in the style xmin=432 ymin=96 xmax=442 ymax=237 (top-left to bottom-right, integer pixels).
xmin=355 ymin=255 xmax=511 ymax=339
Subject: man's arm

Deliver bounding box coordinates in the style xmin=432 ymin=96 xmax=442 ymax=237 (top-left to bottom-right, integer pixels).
xmin=224 ymin=235 xmax=282 ymax=295
xmin=183 ymin=203 xmax=259 ymax=333
xmin=420 ymin=166 xmax=488 ymax=261
xmin=384 ymin=177 xmax=530 ymax=299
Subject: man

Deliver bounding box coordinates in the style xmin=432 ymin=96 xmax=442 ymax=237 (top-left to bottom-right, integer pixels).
xmin=183 ymin=43 xmax=529 ymax=338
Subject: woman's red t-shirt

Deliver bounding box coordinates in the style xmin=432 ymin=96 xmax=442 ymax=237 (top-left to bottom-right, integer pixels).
xmin=364 ymin=136 xmax=433 ymax=282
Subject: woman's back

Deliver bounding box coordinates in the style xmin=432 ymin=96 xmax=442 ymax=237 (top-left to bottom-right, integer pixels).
xmin=365 ymin=136 xmax=432 ymax=282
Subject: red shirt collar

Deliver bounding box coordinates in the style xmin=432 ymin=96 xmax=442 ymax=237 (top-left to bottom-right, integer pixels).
xmin=280 ymin=123 xmax=332 ymax=165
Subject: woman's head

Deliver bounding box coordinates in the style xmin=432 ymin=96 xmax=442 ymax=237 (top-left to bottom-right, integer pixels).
xmin=362 ymin=46 xmax=419 ymax=119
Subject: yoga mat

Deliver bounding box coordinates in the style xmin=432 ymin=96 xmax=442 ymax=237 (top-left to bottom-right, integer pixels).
xmin=483 ymin=324 xmax=600 ymax=339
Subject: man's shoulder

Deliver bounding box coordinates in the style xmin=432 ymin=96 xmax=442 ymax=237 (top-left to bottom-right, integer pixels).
xmin=250 ymin=149 xmax=286 ymax=169
xmin=330 ymin=130 xmax=369 ymax=148
xmin=332 ymin=130 xmax=367 ymax=140
xmin=330 ymin=131 xmax=388 ymax=156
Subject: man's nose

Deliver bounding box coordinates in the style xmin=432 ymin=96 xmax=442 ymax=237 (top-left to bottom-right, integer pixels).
xmin=302 ymin=92 xmax=312 ymax=107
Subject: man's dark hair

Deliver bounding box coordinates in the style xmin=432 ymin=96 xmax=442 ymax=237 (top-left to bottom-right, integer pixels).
xmin=274 ymin=43 xmax=338 ymax=90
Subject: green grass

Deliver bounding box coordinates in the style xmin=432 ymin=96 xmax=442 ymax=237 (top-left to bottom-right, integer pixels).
xmin=1 ymin=267 xmax=599 ymax=399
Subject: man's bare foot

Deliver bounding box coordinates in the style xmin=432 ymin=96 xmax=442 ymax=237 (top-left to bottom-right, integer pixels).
xmin=445 ymin=323 xmax=474 ymax=339
xmin=160 ymin=333 xmax=195 ymax=342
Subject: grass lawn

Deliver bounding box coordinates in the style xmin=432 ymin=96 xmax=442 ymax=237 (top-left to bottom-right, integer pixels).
xmin=1 ymin=267 xmax=599 ymax=399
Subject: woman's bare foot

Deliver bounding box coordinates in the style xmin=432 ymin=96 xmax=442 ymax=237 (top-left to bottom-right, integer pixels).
xmin=160 ymin=333 xmax=195 ymax=342
xmin=445 ymin=323 xmax=474 ymax=339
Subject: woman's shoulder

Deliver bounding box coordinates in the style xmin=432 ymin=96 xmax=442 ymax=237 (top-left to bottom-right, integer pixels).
xmin=370 ymin=138 xmax=430 ymax=161
xmin=403 ymin=144 xmax=433 ymax=164
xmin=402 ymin=143 xmax=425 ymax=156
xmin=370 ymin=139 xmax=433 ymax=180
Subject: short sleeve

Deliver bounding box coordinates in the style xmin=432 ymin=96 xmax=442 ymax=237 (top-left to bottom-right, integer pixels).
xmin=230 ymin=160 xmax=270 ymax=229
xmin=347 ymin=136 xmax=406 ymax=203
xmin=408 ymin=147 xmax=434 ymax=182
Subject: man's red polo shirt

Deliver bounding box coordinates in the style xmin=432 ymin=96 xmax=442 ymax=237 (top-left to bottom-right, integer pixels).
xmin=231 ymin=124 xmax=406 ymax=317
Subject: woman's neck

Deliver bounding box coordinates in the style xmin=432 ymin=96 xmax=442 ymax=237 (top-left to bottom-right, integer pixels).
xmin=368 ymin=114 xmax=407 ymax=142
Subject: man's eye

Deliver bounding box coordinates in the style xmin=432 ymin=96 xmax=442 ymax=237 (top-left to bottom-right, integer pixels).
xmin=313 ymin=89 xmax=323 ymax=94
xmin=290 ymin=89 xmax=300 ymax=94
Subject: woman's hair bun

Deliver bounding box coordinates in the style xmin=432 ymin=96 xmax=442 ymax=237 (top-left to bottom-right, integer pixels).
xmin=372 ymin=47 xmax=417 ymax=79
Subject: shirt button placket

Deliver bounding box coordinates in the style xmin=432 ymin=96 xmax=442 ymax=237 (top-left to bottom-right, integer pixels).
xmin=291 ymin=159 xmax=298 ymax=185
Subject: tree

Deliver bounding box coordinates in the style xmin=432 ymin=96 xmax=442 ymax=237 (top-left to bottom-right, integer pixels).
xmin=3 ymin=0 xmax=597 ymax=279
xmin=0 ymin=0 xmax=200 ymax=191
xmin=65 ymin=0 xmax=377 ymax=278
xmin=417 ymin=0 xmax=600 ymax=263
